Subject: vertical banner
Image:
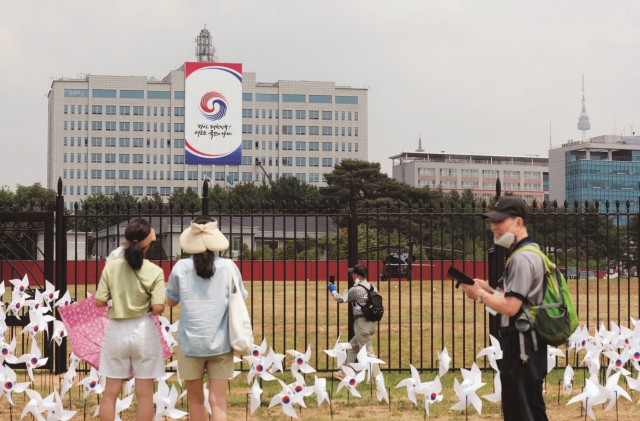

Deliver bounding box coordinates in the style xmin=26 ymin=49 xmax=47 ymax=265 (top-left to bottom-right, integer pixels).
xmin=185 ymin=62 xmax=242 ymax=165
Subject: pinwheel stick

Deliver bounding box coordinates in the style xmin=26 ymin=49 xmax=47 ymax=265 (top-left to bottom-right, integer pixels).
xmin=245 ymin=392 xmax=250 ymax=421
xmin=327 ymin=389 xmax=333 ymax=420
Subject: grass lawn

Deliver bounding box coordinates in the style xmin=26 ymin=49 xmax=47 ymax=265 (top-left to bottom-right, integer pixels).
xmin=1 ymin=277 xmax=639 ymax=419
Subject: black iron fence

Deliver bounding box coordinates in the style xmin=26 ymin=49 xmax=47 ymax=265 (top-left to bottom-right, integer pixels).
xmin=1 ymin=179 xmax=639 ymax=375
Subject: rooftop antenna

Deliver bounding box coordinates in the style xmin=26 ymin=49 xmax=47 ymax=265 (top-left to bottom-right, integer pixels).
xmin=577 ymin=72 xmax=591 ymax=141
xmin=195 ymin=24 xmax=218 ymax=62
xmin=415 ymin=133 xmax=424 ymax=152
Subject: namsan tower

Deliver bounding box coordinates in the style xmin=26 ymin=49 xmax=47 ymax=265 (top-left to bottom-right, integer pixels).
xmin=577 ymin=73 xmax=591 ymax=141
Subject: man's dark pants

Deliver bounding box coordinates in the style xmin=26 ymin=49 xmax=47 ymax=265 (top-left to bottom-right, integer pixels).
xmin=499 ymin=330 xmax=548 ymax=421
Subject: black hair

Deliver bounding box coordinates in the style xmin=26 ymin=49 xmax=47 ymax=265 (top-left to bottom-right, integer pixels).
xmin=123 ymin=218 xmax=152 ymax=270
xmin=192 ymin=215 xmax=217 ymax=279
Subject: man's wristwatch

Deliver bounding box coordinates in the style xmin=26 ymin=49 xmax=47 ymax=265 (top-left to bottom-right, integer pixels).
xmin=477 ymin=291 xmax=484 ymax=303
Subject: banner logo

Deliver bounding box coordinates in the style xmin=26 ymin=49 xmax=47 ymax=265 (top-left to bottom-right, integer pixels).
xmin=199 ymin=91 xmax=228 ymax=121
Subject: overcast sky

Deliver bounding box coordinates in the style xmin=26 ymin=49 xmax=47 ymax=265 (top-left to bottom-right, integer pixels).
xmin=2 ymin=0 xmax=639 ymax=190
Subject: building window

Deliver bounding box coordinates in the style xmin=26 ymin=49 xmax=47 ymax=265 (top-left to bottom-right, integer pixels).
xmin=255 ymin=93 xmax=278 ymax=102
xmin=282 ymin=94 xmax=305 ymax=103
xmin=120 ymin=90 xmax=144 ymax=99
xmin=296 ymin=110 xmax=306 ymax=119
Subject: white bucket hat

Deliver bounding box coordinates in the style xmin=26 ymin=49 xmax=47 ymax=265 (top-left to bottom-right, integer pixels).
xmin=180 ymin=220 xmax=229 ymax=253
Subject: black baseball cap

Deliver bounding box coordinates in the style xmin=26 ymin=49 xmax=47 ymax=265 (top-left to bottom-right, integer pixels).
xmin=482 ymin=196 xmax=528 ymax=221
xmin=348 ymin=265 xmax=368 ymax=277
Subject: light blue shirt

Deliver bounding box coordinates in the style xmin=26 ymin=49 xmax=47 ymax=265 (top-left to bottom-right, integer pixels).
xmin=166 ymin=255 xmax=248 ymax=357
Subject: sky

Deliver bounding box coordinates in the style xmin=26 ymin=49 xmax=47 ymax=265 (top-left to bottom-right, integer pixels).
xmin=2 ymin=0 xmax=640 ymax=190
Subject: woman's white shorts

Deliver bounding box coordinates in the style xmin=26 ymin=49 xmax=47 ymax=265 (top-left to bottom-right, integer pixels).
xmin=99 ymin=314 xmax=165 ymax=379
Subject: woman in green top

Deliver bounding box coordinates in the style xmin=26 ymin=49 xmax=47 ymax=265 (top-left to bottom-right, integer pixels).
xmin=95 ymin=218 xmax=166 ymax=421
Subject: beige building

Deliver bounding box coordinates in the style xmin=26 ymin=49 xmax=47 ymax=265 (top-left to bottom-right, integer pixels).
xmin=390 ymin=151 xmax=549 ymax=202
xmin=47 ymin=34 xmax=368 ymax=209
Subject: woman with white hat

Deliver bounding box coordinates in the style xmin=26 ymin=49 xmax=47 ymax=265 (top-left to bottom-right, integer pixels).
xmin=166 ymin=216 xmax=248 ymax=421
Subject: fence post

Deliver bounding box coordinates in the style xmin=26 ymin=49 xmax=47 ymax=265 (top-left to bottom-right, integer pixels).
xmin=55 ymin=177 xmax=68 ymax=374
xmin=488 ymin=178 xmax=505 ymax=340
xmin=347 ymin=179 xmax=358 ymax=340
xmin=202 ymin=179 xmax=209 ymax=216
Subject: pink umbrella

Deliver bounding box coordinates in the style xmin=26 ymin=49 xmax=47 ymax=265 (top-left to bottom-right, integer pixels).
xmin=58 ymin=296 xmax=173 ymax=371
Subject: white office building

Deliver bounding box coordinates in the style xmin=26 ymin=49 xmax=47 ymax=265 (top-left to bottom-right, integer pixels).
xmin=47 ymin=29 xmax=368 ymax=207
xmin=390 ymin=149 xmax=549 ymax=203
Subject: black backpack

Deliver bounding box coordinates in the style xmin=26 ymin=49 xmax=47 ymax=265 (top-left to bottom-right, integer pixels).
xmin=356 ymin=284 xmax=384 ymax=322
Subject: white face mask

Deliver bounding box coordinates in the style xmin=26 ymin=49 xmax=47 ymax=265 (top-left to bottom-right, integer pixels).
xmin=494 ymin=219 xmax=519 ymax=249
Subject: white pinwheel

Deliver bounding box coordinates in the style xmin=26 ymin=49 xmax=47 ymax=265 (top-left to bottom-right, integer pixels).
xmin=567 ymin=377 xmax=608 ymax=420
xmin=324 ymin=334 xmax=352 ymax=368
xmin=6 ymin=291 xmax=27 ymax=319
xmin=94 ymin=394 xmax=133 ymax=421
xmin=244 ymin=355 xmax=277 ymax=383
xmin=395 ymin=364 xmax=425 ymax=405
xmin=157 ymin=316 xmax=178 ymax=349
xmin=50 ymin=320 xmax=67 ymax=347
xmin=476 ymin=334 xmax=502 ymax=373
xmin=450 ymin=363 xmax=485 ymax=415
xmin=547 ymin=346 xmax=565 ymax=373
xmin=266 ymin=347 xmax=286 ymax=374
xmin=563 ymin=365 xmax=574 ymax=395
xmin=0 ymin=364 xmax=30 ymax=405
xmin=249 ymin=337 xmax=268 ymax=358
xmin=59 ymin=362 xmax=77 ymax=399
xmin=17 ymin=340 xmax=49 ymax=381
xmin=375 ymin=373 xmax=389 ymax=404
xmin=603 ymin=372 xmax=631 ymax=411
xmin=43 ymin=280 xmax=59 ymax=308
xmin=249 ymin=379 xmax=263 ymax=414
xmin=54 ymin=291 xmax=73 ymax=309
xmin=438 ymin=346 xmax=451 ymax=377
xmin=230 ymin=355 xmax=242 ymax=379
xmin=9 ymin=274 xmax=29 ymax=297
xmin=482 ymin=372 xmax=501 ymax=403
xmin=421 ymin=375 xmax=444 ymax=417
xmin=350 ymin=346 xmax=385 ymax=382
xmin=153 ymin=379 xmax=188 ymax=421
xmin=269 ymin=379 xmax=305 ymax=419
xmin=336 ymin=366 xmax=366 ymax=397
xmin=77 ymin=367 xmax=104 ymax=401
xmin=24 ymin=309 xmax=56 ymax=338
xmin=0 ymin=336 xmax=19 ymax=364
xmin=604 ymin=349 xmax=631 ymax=377
xmin=287 ymin=345 xmax=316 ymax=374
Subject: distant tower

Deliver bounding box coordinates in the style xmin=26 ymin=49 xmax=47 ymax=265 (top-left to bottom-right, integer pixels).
xmin=577 ymin=73 xmax=591 ymax=141
xmin=195 ymin=25 xmax=218 ymax=62
xmin=415 ymin=134 xmax=424 ymax=152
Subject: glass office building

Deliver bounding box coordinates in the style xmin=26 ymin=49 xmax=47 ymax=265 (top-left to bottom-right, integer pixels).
xmin=549 ymin=136 xmax=640 ymax=217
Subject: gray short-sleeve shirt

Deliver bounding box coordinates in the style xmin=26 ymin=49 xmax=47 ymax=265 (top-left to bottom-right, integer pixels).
xmin=501 ymin=243 xmax=545 ymax=327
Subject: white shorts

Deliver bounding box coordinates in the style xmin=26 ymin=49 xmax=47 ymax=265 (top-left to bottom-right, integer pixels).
xmin=99 ymin=314 xmax=166 ymax=379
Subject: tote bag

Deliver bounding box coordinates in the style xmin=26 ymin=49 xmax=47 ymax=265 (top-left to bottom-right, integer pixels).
xmin=227 ymin=260 xmax=254 ymax=355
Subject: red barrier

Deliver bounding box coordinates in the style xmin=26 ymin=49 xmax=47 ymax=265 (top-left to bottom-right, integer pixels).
xmin=3 ymin=260 xmax=490 ymax=285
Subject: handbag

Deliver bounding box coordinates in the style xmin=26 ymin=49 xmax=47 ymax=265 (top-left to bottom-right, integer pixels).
xmin=227 ymin=260 xmax=254 ymax=355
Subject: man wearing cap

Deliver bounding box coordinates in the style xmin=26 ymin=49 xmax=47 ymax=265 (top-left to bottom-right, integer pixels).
xmin=460 ymin=196 xmax=548 ymax=421
xmin=327 ymin=264 xmax=381 ymax=380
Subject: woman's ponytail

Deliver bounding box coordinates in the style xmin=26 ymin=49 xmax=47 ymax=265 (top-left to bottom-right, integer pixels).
xmin=123 ymin=219 xmax=151 ymax=270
